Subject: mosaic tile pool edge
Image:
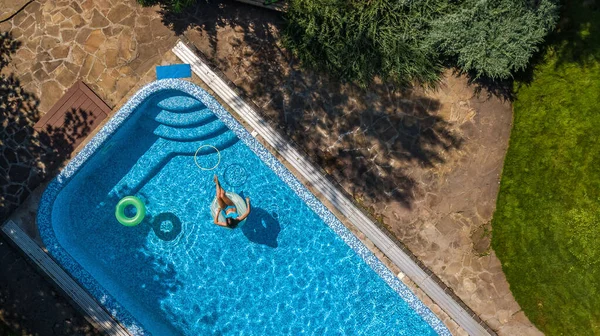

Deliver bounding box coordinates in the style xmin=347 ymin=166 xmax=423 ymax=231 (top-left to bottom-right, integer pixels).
xmin=37 ymin=79 xmax=451 ymax=336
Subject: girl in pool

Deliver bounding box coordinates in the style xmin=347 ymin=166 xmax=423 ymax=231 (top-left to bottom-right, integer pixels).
xmin=213 ymin=175 xmax=251 ymax=228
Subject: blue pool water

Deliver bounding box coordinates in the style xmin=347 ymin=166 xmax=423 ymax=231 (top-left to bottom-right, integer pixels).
xmin=41 ymin=81 xmax=446 ymax=335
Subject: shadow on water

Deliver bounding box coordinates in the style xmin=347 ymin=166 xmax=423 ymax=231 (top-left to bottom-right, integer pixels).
xmin=56 ymin=92 xmax=216 ymax=335
xmin=149 ymin=211 xmax=183 ymax=241
xmin=72 ymin=191 xmax=185 ymax=335
xmin=197 ymin=302 xmax=219 ymax=326
xmin=242 ymin=207 xmax=281 ymax=248
xmin=61 ymin=89 xmax=240 ymax=334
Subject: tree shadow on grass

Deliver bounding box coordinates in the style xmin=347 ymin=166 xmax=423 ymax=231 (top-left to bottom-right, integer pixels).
xmin=493 ymin=1 xmax=600 ymax=96
xmin=154 ymin=0 xmax=463 ymax=210
xmin=551 ymin=0 xmax=600 ymax=67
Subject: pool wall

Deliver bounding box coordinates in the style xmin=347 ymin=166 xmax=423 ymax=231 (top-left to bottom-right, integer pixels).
xmin=37 ymin=79 xmax=451 ymax=336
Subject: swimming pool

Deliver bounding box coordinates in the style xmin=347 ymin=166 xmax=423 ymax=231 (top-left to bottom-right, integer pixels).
xmin=38 ymin=80 xmax=450 ymax=335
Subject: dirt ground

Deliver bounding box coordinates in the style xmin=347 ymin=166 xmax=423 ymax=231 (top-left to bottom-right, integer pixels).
xmin=162 ymin=1 xmax=541 ymax=334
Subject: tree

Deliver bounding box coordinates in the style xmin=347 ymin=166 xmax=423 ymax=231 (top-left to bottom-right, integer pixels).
xmin=283 ymin=0 xmax=450 ymax=87
xmin=141 ymin=0 xmax=560 ymax=86
xmin=284 ymin=0 xmax=559 ymax=86
xmin=427 ymin=0 xmax=559 ymax=80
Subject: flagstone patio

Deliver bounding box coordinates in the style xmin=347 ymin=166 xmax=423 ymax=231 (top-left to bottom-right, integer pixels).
xmin=0 ymin=0 xmax=178 ymax=220
xmin=0 ymin=0 xmax=177 ymax=112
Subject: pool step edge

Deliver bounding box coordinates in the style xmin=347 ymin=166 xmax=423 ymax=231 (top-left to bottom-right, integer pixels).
xmin=139 ymin=117 xmax=230 ymax=142
xmin=153 ymin=108 xmax=217 ymax=128
xmin=153 ymin=122 xmax=229 ymax=142
xmin=155 ymin=95 xmax=203 ymax=112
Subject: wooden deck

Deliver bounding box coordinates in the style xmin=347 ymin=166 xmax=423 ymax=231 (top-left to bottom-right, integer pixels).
xmin=34 ymin=81 xmax=111 ymax=153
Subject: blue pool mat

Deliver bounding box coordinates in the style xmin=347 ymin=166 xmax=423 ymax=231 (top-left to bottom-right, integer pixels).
xmin=156 ymin=64 xmax=192 ymax=79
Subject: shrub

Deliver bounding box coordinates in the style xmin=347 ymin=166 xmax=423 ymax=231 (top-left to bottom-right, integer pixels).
xmin=283 ymin=0 xmax=449 ymax=87
xmin=427 ymin=0 xmax=560 ymax=80
xmin=284 ymin=0 xmax=560 ymax=85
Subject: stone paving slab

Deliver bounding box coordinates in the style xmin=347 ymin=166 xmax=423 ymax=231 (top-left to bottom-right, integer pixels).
xmin=0 ymin=0 xmax=30 ymax=21
xmin=1 ymin=0 xmax=178 ymax=113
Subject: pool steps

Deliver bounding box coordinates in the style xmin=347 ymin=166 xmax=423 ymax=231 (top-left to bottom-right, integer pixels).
xmin=138 ymin=108 xmax=233 ymax=143
xmin=141 ymin=95 xmax=235 ymax=145
xmin=113 ymin=95 xmax=238 ymax=196
xmin=154 ymin=108 xmax=217 ymax=127
xmin=151 ymin=121 xmax=229 ymax=141
xmin=155 ymin=95 xmax=203 ymax=111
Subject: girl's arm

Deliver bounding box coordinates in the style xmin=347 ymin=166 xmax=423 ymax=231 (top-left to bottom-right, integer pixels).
xmin=237 ymin=198 xmax=251 ymax=221
xmin=214 ymin=208 xmax=228 ymax=227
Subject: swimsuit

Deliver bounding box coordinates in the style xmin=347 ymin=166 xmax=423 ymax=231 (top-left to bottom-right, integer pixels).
xmin=223 ymin=205 xmax=238 ymax=219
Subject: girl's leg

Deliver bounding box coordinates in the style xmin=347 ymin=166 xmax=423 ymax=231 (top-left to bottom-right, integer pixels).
xmin=214 ymin=175 xmax=227 ymax=208
xmin=217 ymin=198 xmax=227 ymax=209
xmin=219 ymin=192 xmax=235 ymax=206
xmin=214 ymin=175 xmax=222 ymax=196
xmin=214 ymin=175 xmax=234 ymax=206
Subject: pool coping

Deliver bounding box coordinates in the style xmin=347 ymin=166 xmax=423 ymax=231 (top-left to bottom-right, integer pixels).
xmin=173 ymin=40 xmax=496 ymax=336
xmin=36 ymin=78 xmax=451 ymax=335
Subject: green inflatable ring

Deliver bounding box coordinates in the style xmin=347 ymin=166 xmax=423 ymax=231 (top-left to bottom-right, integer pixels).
xmin=115 ymin=196 xmax=146 ymax=226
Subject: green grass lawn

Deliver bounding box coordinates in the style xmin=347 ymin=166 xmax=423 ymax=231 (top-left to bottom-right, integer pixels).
xmin=492 ymin=2 xmax=600 ymax=335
